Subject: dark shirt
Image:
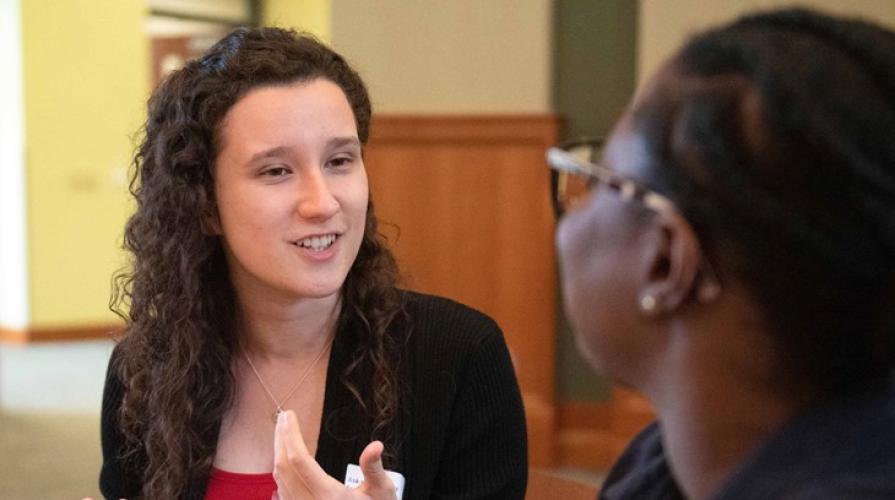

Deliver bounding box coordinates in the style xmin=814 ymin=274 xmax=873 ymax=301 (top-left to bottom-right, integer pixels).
xmin=99 ymin=292 xmax=528 ymax=499
xmin=599 ymin=421 xmax=684 ymax=500
xmin=600 ymin=382 xmax=895 ymax=500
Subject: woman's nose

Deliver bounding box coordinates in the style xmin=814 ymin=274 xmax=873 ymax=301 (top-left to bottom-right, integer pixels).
xmin=296 ymin=169 xmax=339 ymax=220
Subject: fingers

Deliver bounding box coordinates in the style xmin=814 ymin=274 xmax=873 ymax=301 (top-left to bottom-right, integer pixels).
xmin=274 ymin=410 xmax=338 ymax=497
xmin=358 ymin=441 xmax=385 ymax=477
xmin=358 ymin=441 xmax=396 ymax=499
xmin=272 ymin=411 xmax=396 ymax=500
xmin=273 ymin=410 xmax=310 ymax=498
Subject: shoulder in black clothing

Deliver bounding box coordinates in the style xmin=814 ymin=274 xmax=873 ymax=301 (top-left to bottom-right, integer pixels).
xmin=599 ymin=422 xmax=684 ymax=500
xmin=401 ymin=290 xmax=505 ymax=355
xmin=98 ymin=344 xmax=143 ymax=499
xmin=601 ymin=384 xmax=895 ymax=500
xmin=99 ymin=290 xmax=529 ymax=500
xmin=395 ymin=290 xmax=529 ymax=499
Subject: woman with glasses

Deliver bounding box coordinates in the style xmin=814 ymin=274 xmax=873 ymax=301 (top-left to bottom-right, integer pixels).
xmin=549 ymin=8 xmax=895 ymax=500
xmin=99 ymin=27 xmax=526 ymax=500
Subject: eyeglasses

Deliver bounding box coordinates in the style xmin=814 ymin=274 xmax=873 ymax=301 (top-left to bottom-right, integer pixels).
xmin=547 ymin=138 xmax=679 ymax=218
xmin=546 ymin=138 xmax=722 ymax=302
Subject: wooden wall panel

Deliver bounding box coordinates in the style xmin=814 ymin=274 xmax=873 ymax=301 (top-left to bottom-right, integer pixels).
xmin=365 ymin=115 xmax=560 ymax=466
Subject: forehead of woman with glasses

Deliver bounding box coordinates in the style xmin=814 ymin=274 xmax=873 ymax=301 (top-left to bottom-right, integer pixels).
xmin=550 ymin=7 xmax=895 ymax=500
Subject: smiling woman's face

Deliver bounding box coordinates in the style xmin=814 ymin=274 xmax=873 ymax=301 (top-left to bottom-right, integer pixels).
xmin=213 ymin=78 xmax=369 ymax=303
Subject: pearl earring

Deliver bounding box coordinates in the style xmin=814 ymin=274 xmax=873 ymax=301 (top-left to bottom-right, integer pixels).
xmin=639 ymin=294 xmax=658 ymax=313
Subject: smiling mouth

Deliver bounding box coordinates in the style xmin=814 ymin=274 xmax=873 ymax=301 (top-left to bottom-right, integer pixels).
xmin=296 ymin=234 xmax=338 ymax=251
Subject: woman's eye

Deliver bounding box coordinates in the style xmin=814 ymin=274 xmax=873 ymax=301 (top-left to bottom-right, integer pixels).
xmin=327 ymin=155 xmax=354 ymax=169
xmin=263 ymin=166 xmax=291 ymax=177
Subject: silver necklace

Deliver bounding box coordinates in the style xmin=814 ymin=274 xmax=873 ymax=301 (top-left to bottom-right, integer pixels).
xmin=241 ymin=334 xmax=333 ymax=423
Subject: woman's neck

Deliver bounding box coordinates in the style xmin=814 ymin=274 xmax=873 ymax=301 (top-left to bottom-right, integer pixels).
xmin=644 ymin=318 xmax=809 ymax=500
xmin=654 ymin=376 xmax=798 ymax=500
xmin=237 ymin=291 xmax=341 ymax=361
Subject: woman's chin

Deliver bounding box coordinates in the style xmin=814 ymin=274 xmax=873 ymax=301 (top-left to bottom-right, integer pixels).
xmin=289 ymin=278 xmax=348 ymax=300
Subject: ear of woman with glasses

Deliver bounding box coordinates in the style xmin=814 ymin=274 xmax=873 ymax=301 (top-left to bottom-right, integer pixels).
xmin=549 ymin=7 xmax=895 ymax=500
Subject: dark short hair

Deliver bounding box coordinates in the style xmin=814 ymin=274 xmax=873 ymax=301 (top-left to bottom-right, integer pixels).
xmin=632 ymin=8 xmax=895 ymax=394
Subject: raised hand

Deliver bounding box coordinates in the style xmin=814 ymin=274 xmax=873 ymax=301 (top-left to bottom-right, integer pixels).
xmin=272 ymin=410 xmax=397 ymax=500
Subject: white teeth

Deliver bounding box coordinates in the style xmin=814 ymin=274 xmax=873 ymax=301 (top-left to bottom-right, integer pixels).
xmin=298 ymin=234 xmax=336 ymax=251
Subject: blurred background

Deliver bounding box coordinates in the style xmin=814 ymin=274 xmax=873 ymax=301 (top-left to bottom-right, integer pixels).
xmin=1 ymin=1 xmax=893 ymax=498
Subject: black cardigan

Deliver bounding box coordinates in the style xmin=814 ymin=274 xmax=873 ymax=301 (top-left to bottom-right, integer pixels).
xmin=99 ymin=292 xmax=528 ymax=499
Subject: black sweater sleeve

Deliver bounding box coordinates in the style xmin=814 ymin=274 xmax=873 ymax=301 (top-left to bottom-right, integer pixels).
xmin=430 ymin=324 xmax=528 ymax=499
xmin=402 ymin=293 xmax=528 ymax=499
xmin=99 ymin=347 xmax=141 ymax=500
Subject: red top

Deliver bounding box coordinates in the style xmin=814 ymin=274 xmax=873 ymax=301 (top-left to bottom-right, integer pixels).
xmin=204 ymin=467 xmax=277 ymax=500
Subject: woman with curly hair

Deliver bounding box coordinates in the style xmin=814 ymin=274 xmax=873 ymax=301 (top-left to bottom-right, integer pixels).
xmin=99 ymin=27 xmax=526 ymax=500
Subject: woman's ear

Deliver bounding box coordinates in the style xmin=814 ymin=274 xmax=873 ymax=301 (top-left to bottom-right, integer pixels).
xmin=637 ymin=210 xmax=702 ymax=316
xmin=201 ymin=205 xmax=222 ymax=235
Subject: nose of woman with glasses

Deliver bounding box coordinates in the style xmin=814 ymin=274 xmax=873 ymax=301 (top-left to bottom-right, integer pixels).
xmin=548 ymin=7 xmax=895 ymax=500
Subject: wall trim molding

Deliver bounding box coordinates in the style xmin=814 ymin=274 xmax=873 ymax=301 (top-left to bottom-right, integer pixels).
xmin=371 ymin=114 xmax=561 ymax=144
xmin=0 ymin=323 xmax=121 ymax=344
xmin=557 ymin=388 xmax=656 ymax=472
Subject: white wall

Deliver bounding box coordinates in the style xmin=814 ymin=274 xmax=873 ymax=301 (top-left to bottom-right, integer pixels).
xmin=0 ymin=0 xmax=28 ymax=330
xmin=638 ymin=0 xmax=895 ymax=84
xmin=330 ymin=0 xmax=552 ymax=114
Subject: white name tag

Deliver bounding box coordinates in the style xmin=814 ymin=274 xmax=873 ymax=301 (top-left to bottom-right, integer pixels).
xmin=344 ymin=463 xmax=405 ymax=499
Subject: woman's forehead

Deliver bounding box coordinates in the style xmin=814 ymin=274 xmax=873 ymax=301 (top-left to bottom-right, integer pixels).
xmin=604 ymin=61 xmax=686 ymax=173
xmin=604 ymin=111 xmax=655 ymax=181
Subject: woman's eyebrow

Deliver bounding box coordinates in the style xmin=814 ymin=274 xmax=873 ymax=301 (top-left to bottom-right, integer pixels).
xmin=244 ymin=137 xmax=359 ymax=166
xmin=327 ymin=136 xmax=360 ymax=149
xmin=247 ymin=145 xmax=292 ymax=164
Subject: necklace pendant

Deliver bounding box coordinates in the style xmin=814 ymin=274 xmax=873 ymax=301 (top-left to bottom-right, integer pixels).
xmin=241 ymin=337 xmax=333 ymax=427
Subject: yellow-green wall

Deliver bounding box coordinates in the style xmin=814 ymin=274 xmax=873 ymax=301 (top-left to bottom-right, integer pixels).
xmin=330 ymin=0 xmax=552 ymax=114
xmin=17 ymin=0 xmax=325 ymax=329
xmin=263 ymin=0 xmax=330 ymax=40
xmin=22 ymin=0 xmax=148 ymax=327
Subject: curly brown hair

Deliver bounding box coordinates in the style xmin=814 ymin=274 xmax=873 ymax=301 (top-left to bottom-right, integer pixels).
xmin=110 ymin=27 xmax=406 ymax=498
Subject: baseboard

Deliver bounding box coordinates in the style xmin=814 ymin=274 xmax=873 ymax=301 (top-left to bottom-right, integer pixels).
xmin=523 ymin=392 xmax=557 ymax=467
xmin=556 ymin=389 xmax=656 ymax=472
xmin=557 ymin=427 xmax=630 ymax=472
xmin=0 ymin=328 xmax=27 ymax=343
xmin=0 ymin=324 xmax=122 ymax=344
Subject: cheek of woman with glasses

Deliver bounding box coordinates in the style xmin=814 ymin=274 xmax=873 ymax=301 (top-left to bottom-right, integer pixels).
xmin=550 ymin=7 xmax=895 ymax=500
